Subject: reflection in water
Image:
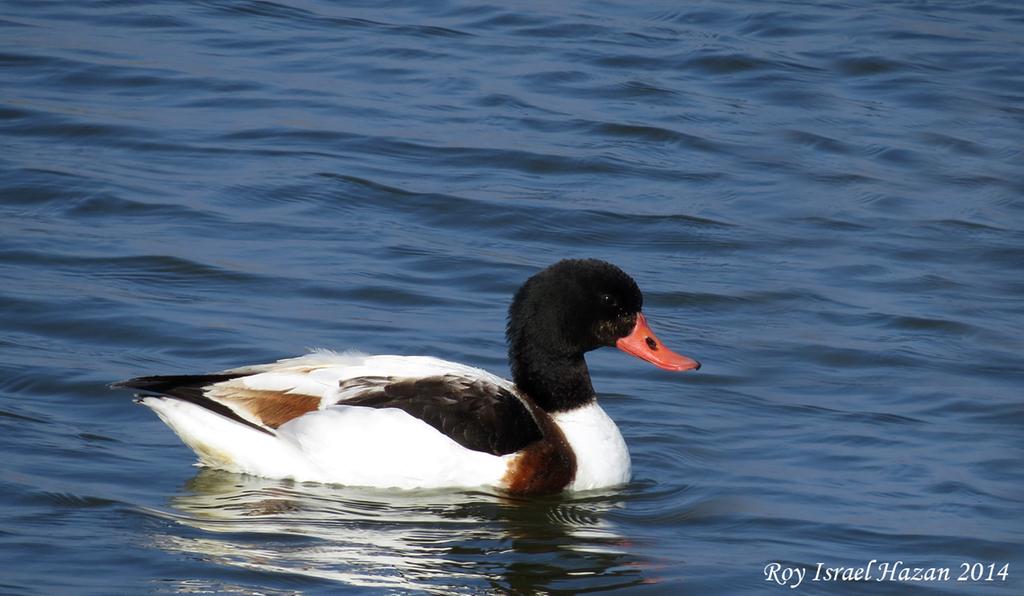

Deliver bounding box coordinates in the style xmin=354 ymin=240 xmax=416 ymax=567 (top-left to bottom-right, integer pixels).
xmin=145 ymin=469 xmax=644 ymax=593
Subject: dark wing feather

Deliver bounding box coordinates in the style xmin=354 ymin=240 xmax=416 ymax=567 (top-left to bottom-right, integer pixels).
xmin=112 ymin=373 xmax=274 ymax=436
xmin=112 ymin=374 xmax=242 ymax=400
xmin=338 ymin=375 xmax=544 ymax=456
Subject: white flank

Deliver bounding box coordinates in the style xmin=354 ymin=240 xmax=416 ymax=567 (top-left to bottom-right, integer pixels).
xmin=143 ymin=396 xmax=513 ymax=489
xmin=143 ymin=397 xmax=316 ymax=479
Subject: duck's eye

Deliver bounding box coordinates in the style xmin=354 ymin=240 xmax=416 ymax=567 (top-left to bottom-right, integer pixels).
xmin=599 ymin=293 xmax=617 ymax=307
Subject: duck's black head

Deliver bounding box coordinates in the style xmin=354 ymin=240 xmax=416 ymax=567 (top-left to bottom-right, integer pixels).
xmin=506 ymin=259 xmax=699 ymax=412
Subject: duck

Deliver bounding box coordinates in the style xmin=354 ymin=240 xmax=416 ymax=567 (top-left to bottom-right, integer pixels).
xmin=113 ymin=259 xmax=700 ymax=495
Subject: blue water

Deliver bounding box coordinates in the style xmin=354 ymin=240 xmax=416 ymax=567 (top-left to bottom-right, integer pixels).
xmin=2 ymin=0 xmax=1023 ymax=593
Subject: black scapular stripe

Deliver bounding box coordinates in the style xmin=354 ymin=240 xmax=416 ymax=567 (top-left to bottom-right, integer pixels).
xmin=338 ymin=375 xmax=544 ymax=456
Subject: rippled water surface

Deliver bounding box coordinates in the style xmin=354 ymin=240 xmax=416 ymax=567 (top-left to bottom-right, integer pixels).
xmin=2 ymin=0 xmax=1023 ymax=594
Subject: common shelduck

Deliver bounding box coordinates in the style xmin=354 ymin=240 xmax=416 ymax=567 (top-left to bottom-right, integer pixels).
xmin=114 ymin=259 xmax=700 ymax=495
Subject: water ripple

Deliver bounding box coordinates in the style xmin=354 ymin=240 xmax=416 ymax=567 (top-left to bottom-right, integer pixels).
xmin=2 ymin=0 xmax=1022 ymax=593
